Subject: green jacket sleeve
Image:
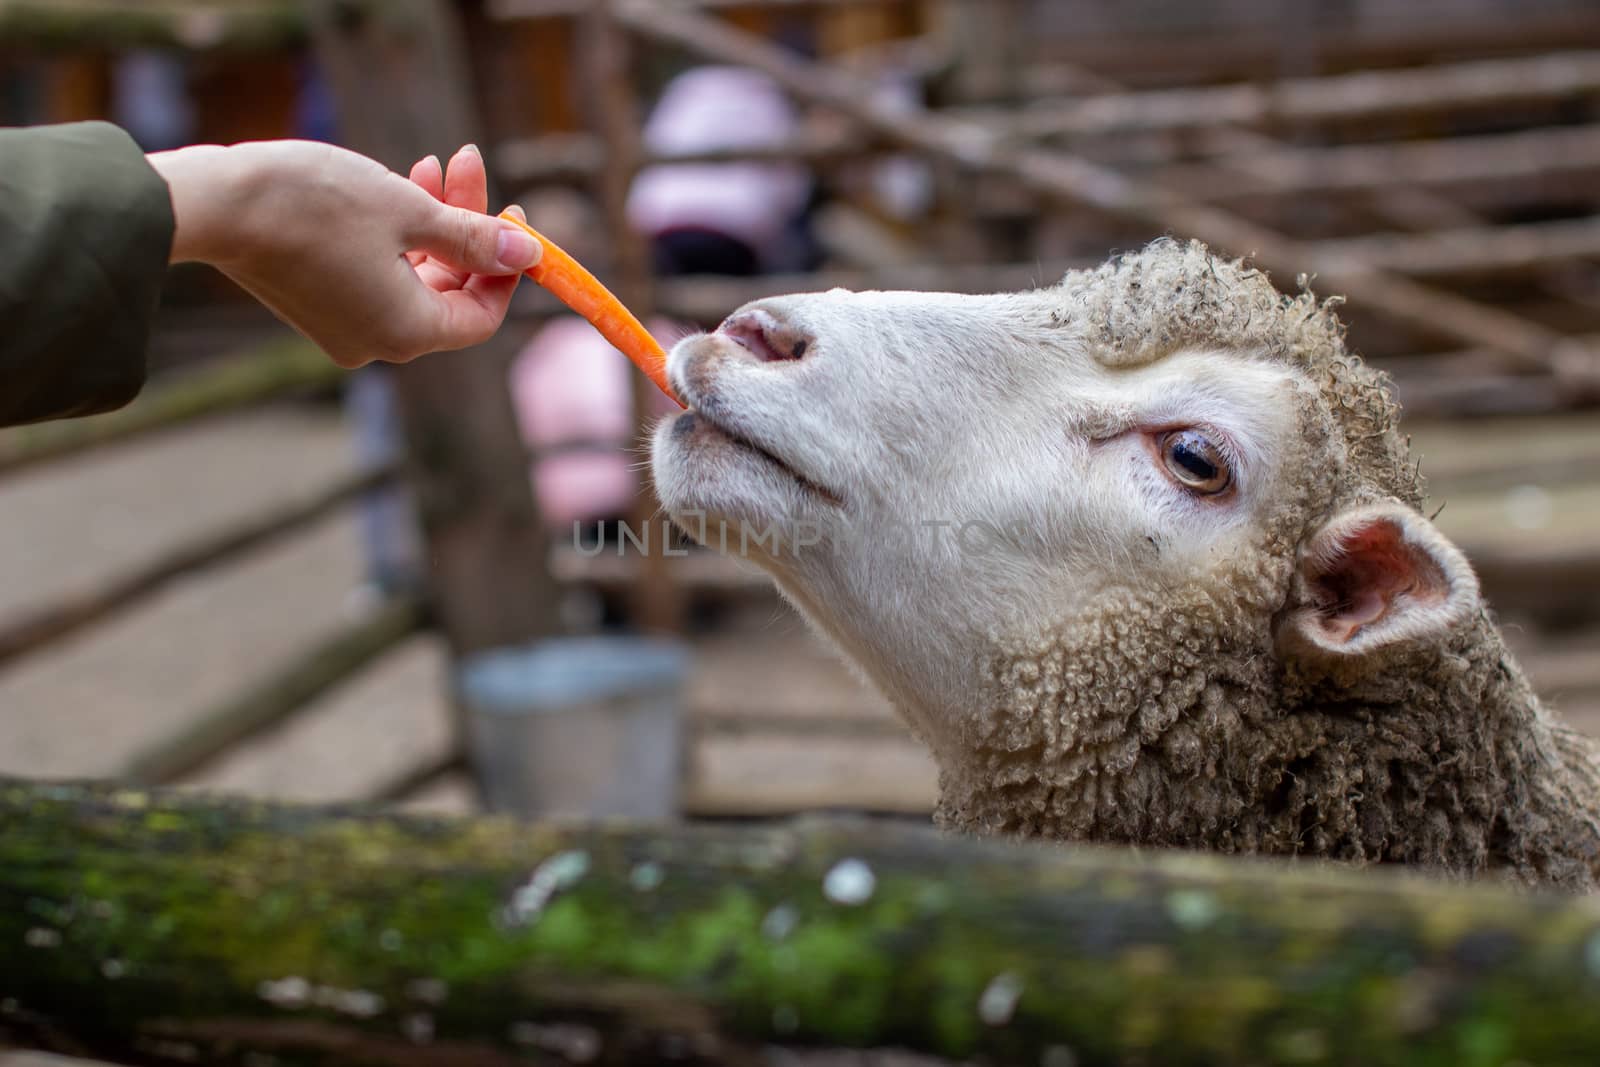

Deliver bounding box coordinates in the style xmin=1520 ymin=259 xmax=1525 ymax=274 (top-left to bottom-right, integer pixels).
xmin=0 ymin=121 xmax=175 ymax=426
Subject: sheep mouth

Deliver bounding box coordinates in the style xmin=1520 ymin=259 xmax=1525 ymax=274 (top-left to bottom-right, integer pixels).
xmin=677 ymin=409 xmax=844 ymax=508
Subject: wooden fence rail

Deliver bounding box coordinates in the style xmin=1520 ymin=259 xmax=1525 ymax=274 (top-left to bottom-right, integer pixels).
xmin=3 ymin=777 xmax=1600 ymax=1066
xmin=993 ymin=49 xmax=1600 ymax=139
xmin=0 ymin=465 xmax=396 ymax=670
xmin=1158 ymin=124 xmax=1600 ymax=202
xmin=117 ymin=597 xmax=424 ymax=784
xmin=0 ymin=339 xmax=341 ymax=477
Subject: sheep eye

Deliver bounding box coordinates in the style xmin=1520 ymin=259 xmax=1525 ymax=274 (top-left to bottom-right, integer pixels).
xmin=1160 ymin=430 xmax=1232 ymax=494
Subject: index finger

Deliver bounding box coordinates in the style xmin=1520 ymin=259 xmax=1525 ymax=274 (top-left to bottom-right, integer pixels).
xmin=443 ymin=144 xmax=489 ymax=216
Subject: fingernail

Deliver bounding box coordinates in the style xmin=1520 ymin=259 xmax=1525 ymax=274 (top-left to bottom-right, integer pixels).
xmin=496 ymin=223 xmax=540 ymax=270
xmin=462 ymin=143 xmax=481 ymax=157
xmin=426 ymin=154 xmax=442 ymax=173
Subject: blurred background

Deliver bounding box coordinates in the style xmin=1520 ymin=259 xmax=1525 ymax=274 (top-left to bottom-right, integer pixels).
xmin=1 ymin=0 xmax=1598 ymax=839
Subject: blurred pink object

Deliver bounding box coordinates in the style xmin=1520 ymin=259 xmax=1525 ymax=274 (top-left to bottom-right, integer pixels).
xmin=511 ymin=316 xmax=685 ymax=527
xmin=626 ymin=66 xmax=810 ymax=270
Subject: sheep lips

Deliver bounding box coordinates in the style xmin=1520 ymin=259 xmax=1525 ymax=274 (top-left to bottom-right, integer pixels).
xmin=670 ymin=407 xmax=843 ymax=508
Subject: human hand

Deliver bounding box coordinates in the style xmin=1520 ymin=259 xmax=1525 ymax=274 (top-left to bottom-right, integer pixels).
xmin=148 ymin=140 xmax=541 ymax=367
xmin=402 ymin=144 xmax=537 ymax=353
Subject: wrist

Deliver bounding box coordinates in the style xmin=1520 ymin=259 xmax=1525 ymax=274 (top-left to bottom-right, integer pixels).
xmin=147 ymin=144 xmax=265 ymax=267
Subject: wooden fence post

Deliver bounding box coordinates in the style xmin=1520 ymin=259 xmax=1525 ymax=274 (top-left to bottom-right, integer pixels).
xmin=304 ymin=0 xmax=563 ymax=659
xmin=578 ymin=0 xmax=686 ymax=635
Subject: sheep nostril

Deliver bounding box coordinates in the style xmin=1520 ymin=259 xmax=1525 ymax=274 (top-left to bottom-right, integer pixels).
xmin=719 ymin=310 xmax=809 ymax=363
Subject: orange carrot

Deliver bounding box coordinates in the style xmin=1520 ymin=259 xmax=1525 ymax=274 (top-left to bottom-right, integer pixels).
xmin=498 ymin=210 xmax=681 ymax=407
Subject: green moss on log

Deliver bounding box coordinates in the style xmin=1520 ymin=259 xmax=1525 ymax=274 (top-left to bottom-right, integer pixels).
xmin=1 ymin=778 xmax=1599 ymax=1065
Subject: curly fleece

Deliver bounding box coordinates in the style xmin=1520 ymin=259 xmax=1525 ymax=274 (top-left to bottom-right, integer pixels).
xmin=936 ymin=240 xmax=1600 ymax=891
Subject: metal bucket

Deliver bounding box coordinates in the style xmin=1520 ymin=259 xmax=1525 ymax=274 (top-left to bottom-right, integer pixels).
xmin=457 ymin=636 xmax=690 ymax=819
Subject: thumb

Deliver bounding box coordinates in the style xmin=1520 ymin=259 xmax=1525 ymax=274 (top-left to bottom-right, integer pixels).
xmin=409 ymin=202 xmax=543 ymax=275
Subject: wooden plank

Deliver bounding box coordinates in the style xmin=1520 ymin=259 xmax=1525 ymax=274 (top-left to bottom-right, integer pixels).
xmin=692 ymin=685 xmax=899 ymax=730
xmin=123 ymin=597 xmax=424 ymax=785
xmin=1395 ymin=375 xmax=1583 ymax=419
xmin=388 ymin=770 xmax=482 ymax=815
xmin=1315 ymin=215 xmax=1600 ymax=280
xmin=661 ymin=260 xmax=1041 ymax=311
xmin=180 ymin=632 xmax=450 ymax=801
xmin=1021 ymin=8 xmax=1600 ymax=88
xmin=1435 ymin=482 xmax=1600 ymax=556
xmin=1475 ymin=549 xmax=1600 ymax=624
xmin=0 ymin=512 xmax=369 ymax=780
xmin=367 ymin=750 xmax=467 ymax=805
xmin=650 ymin=260 xmax=1092 ymax=321
xmin=1159 ymin=124 xmax=1600 ymax=203
xmin=0 ymin=407 xmax=358 ymax=632
xmin=0 ymin=465 xmax=394 ymax=670
xmin=998 ymin=50 xmax=1600 ymax=139
xmin=686 ymin=619 xmax=897 ymax=724
xmin=1502 ymin=622 xmax=1600 ymax=737
xmin=496 ymin=127 xmax=872 ymax=184
xmin=685 ymin=731 xmax=937 ymax=814
xmin=628 ymin=226 xmax=1600 ymax=316
xmin=493 ymin=131 xmax=604 ymax=183
xmin=1408 ymin=412 xmax=1600 ymax=492
xmin=0 ymin=337 xmax=340 ymax=476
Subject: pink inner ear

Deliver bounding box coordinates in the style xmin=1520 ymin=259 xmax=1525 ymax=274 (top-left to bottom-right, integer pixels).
xmin=1311 ymin=518 xmax=1448 ymax=643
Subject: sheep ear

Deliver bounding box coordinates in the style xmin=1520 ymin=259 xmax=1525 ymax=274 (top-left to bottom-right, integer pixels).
xmin=1281 ymin=503 xmax=1479 ymax=660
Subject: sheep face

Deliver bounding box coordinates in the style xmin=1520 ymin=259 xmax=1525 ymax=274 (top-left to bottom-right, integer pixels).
xmin=652 ymin=241 xmax=1428 ymax=747
xmin=653 ymin=285 xmax=1325 ymax=746
xmin=651 ymin=240 xmax=1600 ymax=884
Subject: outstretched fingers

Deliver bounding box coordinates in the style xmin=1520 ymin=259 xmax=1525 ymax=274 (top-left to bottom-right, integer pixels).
xmin=391 ymin=146 xmax=534 ymax=351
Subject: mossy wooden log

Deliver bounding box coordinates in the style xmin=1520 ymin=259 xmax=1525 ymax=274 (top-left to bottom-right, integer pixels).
xmin=0 ymin=1 xmax=306 ymax=50
xmin=3 ymin=780 xmax=1600 ymax=1066
xmin=0 ymin=337 xmax=341 ymax=476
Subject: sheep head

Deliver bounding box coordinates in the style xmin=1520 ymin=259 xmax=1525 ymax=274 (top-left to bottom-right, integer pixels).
xmin=651 ymin=239 xmax=1600 ymax=886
